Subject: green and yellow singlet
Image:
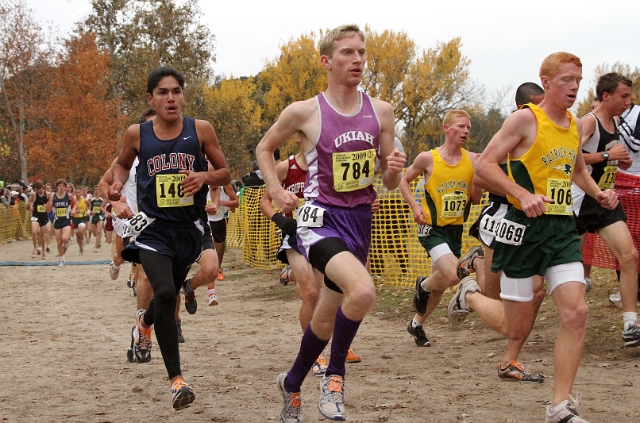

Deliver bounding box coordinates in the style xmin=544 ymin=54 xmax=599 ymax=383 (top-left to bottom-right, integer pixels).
xmin=506 ymin=103 xmax=579 ymax=215
xmin=73 ymin=197 xmax=86 ymax=218
xmin=421 ymin=148 xmax=474 ymax=226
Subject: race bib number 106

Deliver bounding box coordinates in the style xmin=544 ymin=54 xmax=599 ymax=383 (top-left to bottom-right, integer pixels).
xmin=156 ymin=174 xmax=194 ymax=208
xmin=545 ymin=178 xmax=573 ymax=215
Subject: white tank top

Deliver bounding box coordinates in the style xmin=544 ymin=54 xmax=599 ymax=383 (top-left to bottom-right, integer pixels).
xmin=122 ymin=157 xmax=139 ymax=212
xmin=208 ymin=187 xmax=229 ymax=222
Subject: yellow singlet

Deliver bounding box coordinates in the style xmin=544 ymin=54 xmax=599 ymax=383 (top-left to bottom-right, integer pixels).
xmin=506 ymin=103 xmax=579 ymax=215
xmin=421 ymin=148 xmax=474 ymax=226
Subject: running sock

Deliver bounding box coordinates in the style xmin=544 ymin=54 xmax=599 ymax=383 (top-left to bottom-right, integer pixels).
xmin=623 ymin=312 xmax=638 ymax=330
xmin=411 ymin=317 xmax=421 ymax=329
xmin=325 ymin=306 xmax=362 ymax=378
xmin=284 ymin=325 xmax=329 ymax=393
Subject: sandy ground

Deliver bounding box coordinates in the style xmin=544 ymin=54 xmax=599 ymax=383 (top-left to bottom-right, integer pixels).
xmin=1 ymin=238 xmax=639 ymax=423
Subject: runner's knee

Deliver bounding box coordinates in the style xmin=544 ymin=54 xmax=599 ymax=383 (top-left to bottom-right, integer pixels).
xmin=558 ymin=301 xmax=588 ymax=332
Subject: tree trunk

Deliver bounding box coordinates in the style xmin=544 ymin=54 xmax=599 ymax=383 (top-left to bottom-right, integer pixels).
xmin=18 ymin=102 xmax=27 ymax=182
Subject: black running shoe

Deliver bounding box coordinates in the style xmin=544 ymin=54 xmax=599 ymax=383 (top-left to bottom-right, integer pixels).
xmin=413 ymin=276 xmax=430 ymax=316
xmin=457 ymin=246 xmax=484 ymax=280
xmin=407 ymin=321 xmax=431 ymax=347
xmin=126 ymin=326 xmax=136 ymax=363
xmin=171 ymin=379 xmax=195 ymax=410
xmin=182 ymin=279 xmax=197 ymax=315
xmin=132 ymin=310 xmax=152 ymax=363
xmin=498 ymin=361 xmax=544 ymax=383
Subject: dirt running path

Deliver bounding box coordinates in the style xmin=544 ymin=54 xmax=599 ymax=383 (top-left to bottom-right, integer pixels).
xmin=1 ymin=239 xmax=639 ymax=422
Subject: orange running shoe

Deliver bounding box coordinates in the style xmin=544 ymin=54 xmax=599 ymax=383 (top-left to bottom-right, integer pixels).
xmin=346 ymin=347 xmax=361 ymax=363
xmin=217 ymin=268 xmax=224 ymax=281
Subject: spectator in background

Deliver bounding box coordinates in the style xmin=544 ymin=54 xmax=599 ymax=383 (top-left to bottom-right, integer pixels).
xmin=0 ymin=188 xmax=11 ymax=207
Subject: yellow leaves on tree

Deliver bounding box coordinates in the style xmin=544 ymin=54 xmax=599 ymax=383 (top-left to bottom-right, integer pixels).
xmin=259 ymin=33 xmax=327 ymax=126
xmin=202 ymin=78 xmax=263 ymax=177
xmin=361 ymin=26 xmax=415 ymax=115
xmin=402 ymin=37 xmax=478 ymax=160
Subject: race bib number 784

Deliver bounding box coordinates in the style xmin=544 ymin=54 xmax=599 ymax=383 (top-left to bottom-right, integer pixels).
xmin=332 ymin=149 xmax=376 ymax=192
xmin=296 ymin=204 xmax=325 ymax=228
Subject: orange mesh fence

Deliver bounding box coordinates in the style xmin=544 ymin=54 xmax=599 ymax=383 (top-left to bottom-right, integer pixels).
xmin=583 ymin=171 xmax=640 ymax=271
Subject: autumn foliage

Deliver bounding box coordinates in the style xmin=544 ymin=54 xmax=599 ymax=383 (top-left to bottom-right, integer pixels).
xmin=26 ymin=33 xmax=124 ymax=184
xmin=1 ymin=0 xmax=637 ymax=184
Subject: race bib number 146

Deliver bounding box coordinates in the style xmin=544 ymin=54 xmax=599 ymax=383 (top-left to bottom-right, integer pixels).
xmin=156 ymin=174 xmax=194 ymax=208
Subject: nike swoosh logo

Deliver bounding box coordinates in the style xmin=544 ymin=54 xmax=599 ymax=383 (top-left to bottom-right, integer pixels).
xmin=183 ymin=136 xmax=191 ymax=140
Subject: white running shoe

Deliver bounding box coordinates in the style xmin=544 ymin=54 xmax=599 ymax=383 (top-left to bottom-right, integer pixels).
xmin=545 ymin=396 xmax=589 ymax=422
xmin=319 ymin=374 xmax=346 ymax=421
xmin=448 ymin=276 xmax=481 ymax=326
xmin=109 ymin=262 xmax=121 ymax=280
xmin=277 ymin=372 xmax=303 ymax=423
xmin=208 ymin=289 xmax=218 ymax=306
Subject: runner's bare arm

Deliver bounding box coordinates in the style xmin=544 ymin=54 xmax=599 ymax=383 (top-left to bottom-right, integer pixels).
xmin=221 ymin=184 xmax=239 ymax=211
xmin=476 ymin=111 xmax=551 ymax=218
xmin=180 ymin=120 xmax=231 ymax=197
xmin=110 ymin=125 xmax=140 ymax=201
xmin=468 ymin=153 xmax=485 ymax=204
xmin=206 ymin=182 xmax=220 ymax=216
xmin=374 ymin=99 xmax=406 ymax=190
xmin=572 ymin=148 xmax=619 ymax=210
xmin=257 ymin=99 xmax=316 ymax=214
xmin=98 ymin=158 xmax=118 ymax=200
xmin=259 ymin=160 xmax=290 ymax=220
xmin=399 ymin=152 xmax=432 ymax=225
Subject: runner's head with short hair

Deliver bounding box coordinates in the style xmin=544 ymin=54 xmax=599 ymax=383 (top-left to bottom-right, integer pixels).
xmin=319 ymin=24 xmax=364 ymax=57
